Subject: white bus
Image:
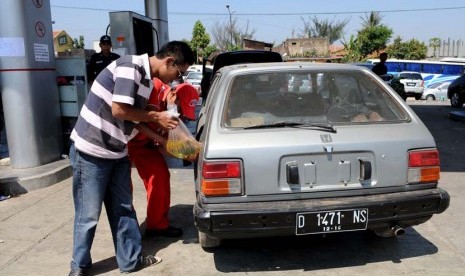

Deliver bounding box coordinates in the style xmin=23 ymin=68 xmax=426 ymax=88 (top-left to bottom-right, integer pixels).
xmin=367 ymin=59 xmax=465 ymax=87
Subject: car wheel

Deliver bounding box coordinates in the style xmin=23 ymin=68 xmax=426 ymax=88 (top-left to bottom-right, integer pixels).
xmin=414 ymin=94 xmax=422 ymax=100
xmin=450 ymin=92 xmax=464 ymax=107
xmin=425 ymin=95 xmax=435 ymax=101
xmin=198 ymin=231 xmax=221 ymax=249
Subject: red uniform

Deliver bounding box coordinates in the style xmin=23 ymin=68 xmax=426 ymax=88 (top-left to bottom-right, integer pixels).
xmin=128 ymin=79 xmax=199 ymax=231
xmin=128 ymin=78 xmax=170 ymax=230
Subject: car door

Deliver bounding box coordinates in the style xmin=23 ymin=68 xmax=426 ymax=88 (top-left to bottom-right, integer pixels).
xmin=436 ymin=82 xmax=450 ymax=99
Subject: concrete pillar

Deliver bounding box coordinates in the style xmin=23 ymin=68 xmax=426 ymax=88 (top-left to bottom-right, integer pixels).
xmin=144 ymin=0 xmax=169 ymax=48
xmin=0 ymin=0 xmax=62 ymax=168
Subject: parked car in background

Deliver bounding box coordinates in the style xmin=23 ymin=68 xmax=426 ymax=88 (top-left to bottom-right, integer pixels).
xmin=380 ymin=74 xmax=407 ymax=101
xmin=194 ymin=62 xmax=449 ymax=248
xmin=184 ymin=71 xmax=203 ymax=94
xmin=448 ymin=74 xmax=465 ymax=107
xmin=352 ymin=63 xmax=406 ymax=100
xmin=394 ymin=71 xmax=424 ymax=100
xmin=421 ymin=81 xmax=451 ymax=101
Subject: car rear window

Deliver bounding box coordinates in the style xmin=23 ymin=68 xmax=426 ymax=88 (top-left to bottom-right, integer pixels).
xmin=224 ymin=70 xmax=409 ymax=128
xmin=400 ymin=73 xmax=423 ymax=80
xmin=187 ymin=72 xmax=202 ymax=80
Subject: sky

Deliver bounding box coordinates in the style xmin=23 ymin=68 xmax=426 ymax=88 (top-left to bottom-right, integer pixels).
xmin=50 ymin=0 xmax=465 ymax=49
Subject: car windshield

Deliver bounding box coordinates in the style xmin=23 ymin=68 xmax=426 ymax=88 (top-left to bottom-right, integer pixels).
xmin=224 ymin=70 xmax=409 ymax=128
xmin=187 ymin=72 xmax=202 ymax=80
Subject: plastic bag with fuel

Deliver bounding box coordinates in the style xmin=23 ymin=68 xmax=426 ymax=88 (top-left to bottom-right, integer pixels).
xmin=166 ymin=120 xmax=201 ymax=160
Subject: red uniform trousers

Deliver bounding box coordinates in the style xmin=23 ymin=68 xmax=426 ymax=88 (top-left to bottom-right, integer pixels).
xmin=128 ymin=140 xmax=170 ymax=230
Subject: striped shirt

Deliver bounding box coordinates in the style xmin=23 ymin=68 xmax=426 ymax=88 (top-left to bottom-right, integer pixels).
xmin=70 ymin=54 xmax=153 ymax=159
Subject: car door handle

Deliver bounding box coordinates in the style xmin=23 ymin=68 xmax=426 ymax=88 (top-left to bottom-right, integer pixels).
xmin=359 ymin=159 xmax=372 ymax=180
xmin=286 ymin=163 xmax=300 ymax=185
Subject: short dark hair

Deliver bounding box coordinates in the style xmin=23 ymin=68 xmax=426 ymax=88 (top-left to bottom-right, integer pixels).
xmin=156 ymin=41 xmax=195 ymax=66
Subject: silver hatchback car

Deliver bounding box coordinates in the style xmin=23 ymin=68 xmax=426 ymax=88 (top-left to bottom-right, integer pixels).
xmin=194 ymin=62 xmax=449 ymax=248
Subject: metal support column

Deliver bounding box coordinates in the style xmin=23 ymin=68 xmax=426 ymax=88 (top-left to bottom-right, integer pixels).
xmin=144 ymin=0 xmax=169 ymax=49
xmin=0 ymin=0 xmax=62 ymax=168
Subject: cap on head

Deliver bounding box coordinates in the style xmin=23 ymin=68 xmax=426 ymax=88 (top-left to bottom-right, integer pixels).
xmin=100 ymin=35 xmax=111 ymax=44
xmin=175 ymin=83 xmax=199 ymax=120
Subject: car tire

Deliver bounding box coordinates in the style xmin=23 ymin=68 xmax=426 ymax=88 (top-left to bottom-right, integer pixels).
xmin=198 ymin=231 xmax=221 ymax=249
xmin=450 ymin=92 xmax=464 ymax=107
xmin=415 ymin=94 xmax=422 ymax=100
xmin=425 ymin=95 xmax=435 ymax=101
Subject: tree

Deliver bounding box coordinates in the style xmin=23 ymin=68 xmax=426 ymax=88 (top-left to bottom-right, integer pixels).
xmin=191 ymin=20 xmax=211 ymax=63
xmin=203 ymin=45 xmax=219 ymax=60
xmin=340 ymin=11 xmax=392 ymax=61
xmin=386 ymin=37 xmax=427 ymax=60
xmin=73 ymin=35 xmax=85 ymax=49
xmin=210 ymin=17 xmax=256 ymax=51
xmin=356 ymin=25 xmax=393 ymax=58
xmin=360 ymin=11 xmax=383 ymax=28
xmin=341 ymin=34 xmax=363 ymax=62
xmin=429 ymin=37 xmax=441 ymax=58
xmin=299 ymin=16 xmax=349 ymax=44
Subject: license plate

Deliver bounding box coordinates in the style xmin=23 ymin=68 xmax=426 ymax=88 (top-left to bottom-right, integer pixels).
xmin=406 ymin=82 xmax=416 ymax=86
xmin=296 ymin=208 xmax=368 ymax=235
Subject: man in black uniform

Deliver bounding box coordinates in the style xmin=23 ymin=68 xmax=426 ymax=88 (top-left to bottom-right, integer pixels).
xmin=87 ymin=35 xmax=120 ymax=84
xmin=372 ymin=52 xmax=388 ymax=76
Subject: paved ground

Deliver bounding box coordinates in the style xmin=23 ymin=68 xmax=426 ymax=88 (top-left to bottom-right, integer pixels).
xmin=0 ymin=99 xmax=464 ymax=276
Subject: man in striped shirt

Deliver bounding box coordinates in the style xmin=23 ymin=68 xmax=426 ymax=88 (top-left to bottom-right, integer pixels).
xmin=68 ymin=41 xmax=194 ymax=276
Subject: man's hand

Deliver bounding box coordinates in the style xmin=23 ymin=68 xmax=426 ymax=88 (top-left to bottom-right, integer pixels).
xmin=112 ymin=102 xmax=179 ymax=130
xmin=166 ymin=88 xmax=177 ymax=106
xmin=154 ymin=110 xmax=179 ymax=130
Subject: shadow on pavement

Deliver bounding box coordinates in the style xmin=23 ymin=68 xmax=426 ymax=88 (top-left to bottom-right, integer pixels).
xmin=82 ymin=204 xmax=196 ymax=275
xmin=211 ymin=228 xmax=437 ymax=273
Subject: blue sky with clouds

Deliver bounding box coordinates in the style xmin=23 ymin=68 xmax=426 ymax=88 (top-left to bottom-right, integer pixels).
xmin=50 ymin=0 xmax=465 ymax=47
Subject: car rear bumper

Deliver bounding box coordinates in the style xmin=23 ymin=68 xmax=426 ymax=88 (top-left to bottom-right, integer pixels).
xmin=194 ymin=188 xmax=450 ymax=239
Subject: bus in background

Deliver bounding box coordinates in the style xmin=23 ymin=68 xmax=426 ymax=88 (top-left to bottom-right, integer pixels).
xmin=367 ymin=59 xmax=465 ymax=87
xmin=440 ymin=57 xmax=465 ymax=63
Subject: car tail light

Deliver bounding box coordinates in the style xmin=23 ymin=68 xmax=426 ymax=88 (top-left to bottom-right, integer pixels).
xmin=201 ymin=161 xmax=242 ymax=196
xmin=408 ymin=149 xmax=440 ymax=183
xmin=420 ymin=80 xmax=424 ymax=87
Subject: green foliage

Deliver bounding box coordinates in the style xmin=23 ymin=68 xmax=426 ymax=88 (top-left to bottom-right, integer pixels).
xmin=360 ymin=11 xmax=383 ymax=28
xmin=191 ymin=21 xmax=210 ymax=51
xmin=300 ymin=16 xmax=349 ymax=44
xmin=203 ymin=45 xmax=219 ymax=59
xmin=357 ymin=25 xmax=393 ymax=59
xmin=341 ymin=34 xmax=363 ymax=62
xmin=341 ymin=11 xmax=392 ymax=61
xmin=73 ymin=35 xmax=85 ymax=49
xmin=386 ymin=36 xmax=427 ymax=60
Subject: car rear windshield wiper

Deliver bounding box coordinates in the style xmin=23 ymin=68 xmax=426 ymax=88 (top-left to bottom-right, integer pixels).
xmin=244 ymin=122 xmax=337 ymax=133
xmin=243 ymin=122 xmax=302 ymax=129
xmin=294 ymin=123 xmax=337 ymax=133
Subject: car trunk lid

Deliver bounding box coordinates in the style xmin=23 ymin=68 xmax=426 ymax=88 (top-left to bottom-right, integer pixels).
xmin=203 ymin=124 xmax=435 ymax=196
